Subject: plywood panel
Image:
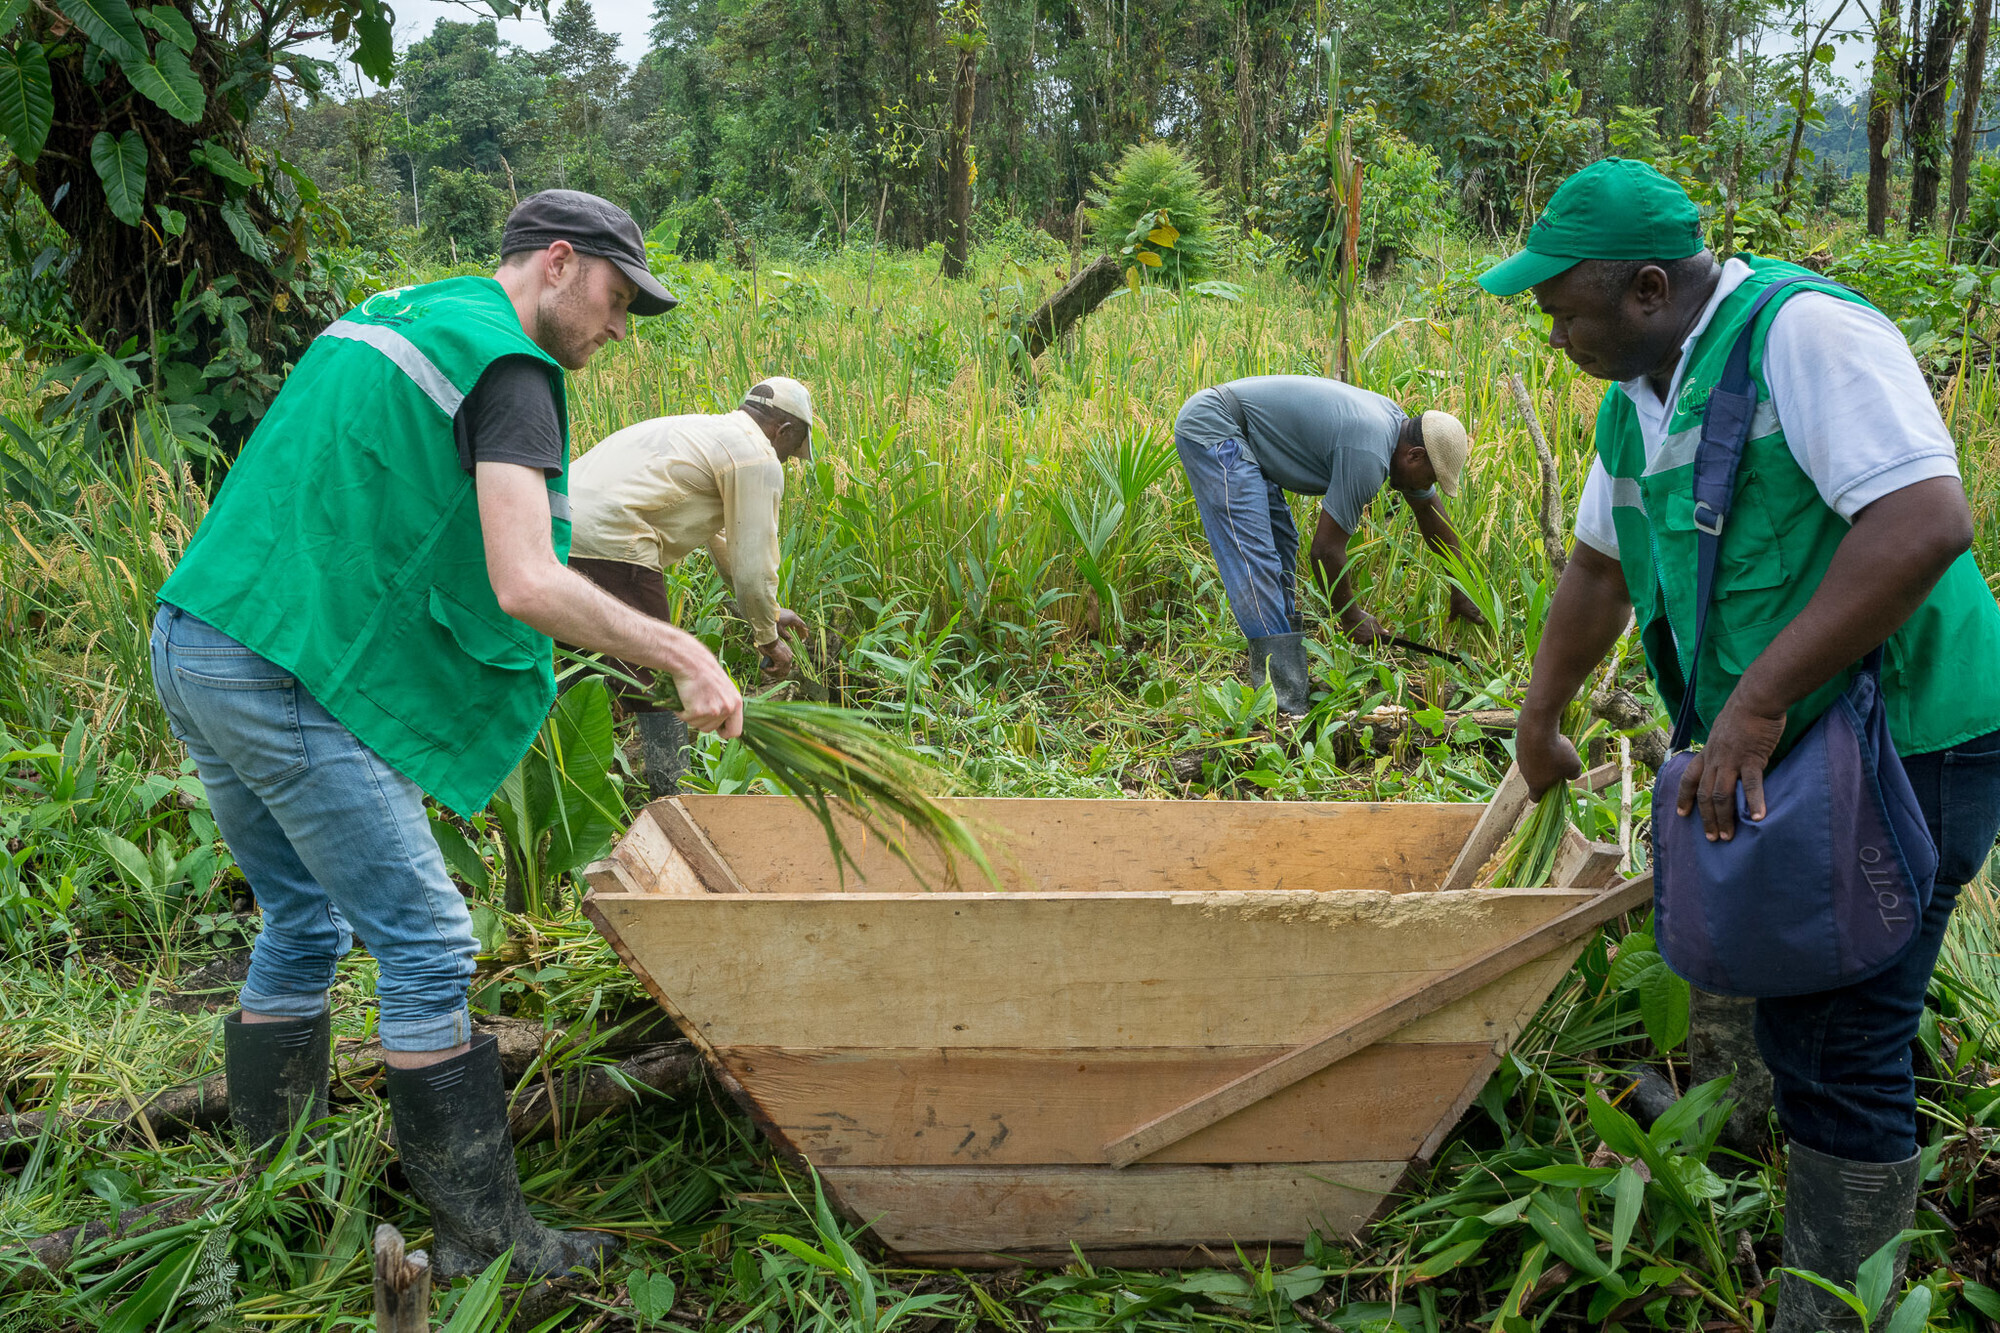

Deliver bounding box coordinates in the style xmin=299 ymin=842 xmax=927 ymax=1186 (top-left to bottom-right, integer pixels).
xmin=677 ymin=794 xmax=1483 ymax=895
xmin=719 ymin=1042 xmax=1495 ymax=1166
xmin=823 ymin=1161 xmax=1406 ymax=1254
xmin=586 ymin=888 xmax=1594 ymax=1048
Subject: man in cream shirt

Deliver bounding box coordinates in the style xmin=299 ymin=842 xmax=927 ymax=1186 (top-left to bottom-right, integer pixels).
xmin=569 ymin=377 xmax=813 ymax=793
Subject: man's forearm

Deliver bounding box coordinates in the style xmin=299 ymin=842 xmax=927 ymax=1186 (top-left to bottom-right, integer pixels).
xmin=1409 ymin=495 xmax=1463 ymax=559
xmin=503 ymin=558 xmax=711 ymax=676
xmin=1520 ymin=543 xmax=1632 ymax=732
xmin=1730 ymin=478 xmax=1970 ymax=717
xmin=1310 ymin=550 xmax=1368 ymax=626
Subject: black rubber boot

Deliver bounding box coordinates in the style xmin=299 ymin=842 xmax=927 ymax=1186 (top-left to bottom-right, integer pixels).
xmin=1690 ymin=988 xmax=1775 ymax=1156
xmin=223 ymin=1009 xmax=330 ymax=1150
xmin=636 ymin=711 xmax=689 ymax=798
xmin=1248 ymin=632 xmax=1312 ymax=717
xmin=1774 ymin=1142 xmax=1924 ymax=1332
xmin=385 ymin=1034 xmax=620 ymax=1282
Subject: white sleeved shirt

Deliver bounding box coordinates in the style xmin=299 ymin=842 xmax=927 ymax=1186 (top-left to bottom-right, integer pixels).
xmin=568 ymin=409 xmax=785 ymax=644
xmin=1573 ymin=258 xmax=1961 ymax=559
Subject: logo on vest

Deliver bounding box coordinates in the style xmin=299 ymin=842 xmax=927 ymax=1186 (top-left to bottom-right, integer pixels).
xmin=1676 ymin=378 xmax=1711 ymax=419
xmin=1859 ymin=845 xmax=1909 ymax=931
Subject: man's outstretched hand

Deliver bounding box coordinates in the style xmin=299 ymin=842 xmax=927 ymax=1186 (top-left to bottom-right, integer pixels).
xmin=1449 ymin=591 xmax=1488 ymax=627
xmin=1343 ymin=612 xmax=1393 ymax=646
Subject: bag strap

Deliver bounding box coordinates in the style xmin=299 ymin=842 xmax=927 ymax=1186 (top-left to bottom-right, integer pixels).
xmin=1669 ymin=272 xmax=1854 ymax=751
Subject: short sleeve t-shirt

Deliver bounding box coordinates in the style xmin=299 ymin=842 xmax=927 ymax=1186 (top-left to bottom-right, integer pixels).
xmin=1573 ymin=258 xmax=1960 ymax=560
xmin=455 ymin=355 xmax=565 ymax=477
xmin=1204 ymin=375 xmax=1409 ymax=531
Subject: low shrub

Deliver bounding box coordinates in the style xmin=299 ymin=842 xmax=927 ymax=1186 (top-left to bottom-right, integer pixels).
xmin=1084 ymin=141 xmax=1225 ymax=286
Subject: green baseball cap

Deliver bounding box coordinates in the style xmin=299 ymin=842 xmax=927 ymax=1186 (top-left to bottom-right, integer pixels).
xmin=1477 ymin=158 xmax=1704 ymax=296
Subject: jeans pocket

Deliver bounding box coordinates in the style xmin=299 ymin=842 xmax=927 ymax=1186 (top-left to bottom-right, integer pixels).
xmin=1207 ymin=435 xmax=1243 ymax=468
xmin=172 ymin=662 xmax=310 ymax=786
xmin=1938 ymin=731 xmax=2000 ymax=884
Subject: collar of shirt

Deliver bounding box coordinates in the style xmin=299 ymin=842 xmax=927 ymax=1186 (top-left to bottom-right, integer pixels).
xmin=1617 ymin=257 xmax=1751 ymax=440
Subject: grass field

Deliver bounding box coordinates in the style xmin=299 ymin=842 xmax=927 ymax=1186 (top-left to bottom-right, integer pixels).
xmin=1 ymin=232 xmax=1998 ymax=1330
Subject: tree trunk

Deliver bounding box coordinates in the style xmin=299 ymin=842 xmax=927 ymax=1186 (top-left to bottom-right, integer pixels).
xmin=1020 ymin=255 xmax=1123 ymax=359
xmin=1779 ymin=0 xmax=1855 ymax=214
xmin=1907 ymin=0 xmax=1968 ymax=232
xmin=940 ymin=10 xmax=980 ymax=280
xmin=1949 ymin=0 xmax=1993 ymax=232
xmin=1685 ymin=0 xmax=1713 ymax=137
xmin=1868 ymin=0 xmax=1906 ymax=234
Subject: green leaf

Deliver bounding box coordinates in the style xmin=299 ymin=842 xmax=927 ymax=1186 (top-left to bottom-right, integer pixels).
xmin=1518 ymin=1164 xmax=1618 ymax=1188
xmin=1636 ymin=961 xmax=1691 ymax=1052
xmin=351 ymin=0 xmax=394 ymax=82
xmin=0 ymin=0 xmax=30 ymax=34
xmin=120 ymin=42 xmax=203 ymax=121
xmin=1962 ymin=1281 xmax=2000 ymax=1319
xmin=1410 ymin=1237 xmax=1484 ymax=1279
xmin=101 ymin=1240 xmax=198 ymax=1333
xmin=135 ymin=4 xmax=193 ymax=51
xmin=1586 ymin=1090 xmax=1652 ymax=1159
xmin=89 ymin=129 xmax=148 ymax=225
xmin=1882 ymin=1283 xmax=1932 ymax=1333
xmin=1608 ymin=1165 xmax=1644 ymax=1270
xmin=1856 ymin=1231 xmax=1932 ymax=1322
xmin=55 ymin=0 xmax=145 ymax=59
xmin=0 ymin=42 xmax=51 ymax=161
xmin=191 ymin=139 xmax=256 ymax=187
xmin=1526 ymin=1191 xmax=1610 ymax=1280
xmin=154 ymin=203 xmax=185 ymax=236
xmin=218 ymin=196 xmax=270 ymax=262
xmin=627 ymin=1271 xmax=677 ymax=1322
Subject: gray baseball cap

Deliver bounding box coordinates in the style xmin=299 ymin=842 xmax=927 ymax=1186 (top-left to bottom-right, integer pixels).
xmin=500 ymin=189 xmax=677 ymax=315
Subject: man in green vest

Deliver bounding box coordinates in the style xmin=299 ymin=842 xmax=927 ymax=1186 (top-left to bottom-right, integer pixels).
xmin=151 ymin=191 xmax=740 ymax=1281
xmin=1480 ymin=159 xmax=2000 ymax=1332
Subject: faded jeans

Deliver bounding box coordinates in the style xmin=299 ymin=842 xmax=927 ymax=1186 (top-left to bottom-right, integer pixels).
xmin=1174 ymin=389 xmax=1301 ymax=641
xmin=1755 ymin=726 xmax=2000 ymax=1161
xmin=150 ymin=604 xmax=477 ymax=1051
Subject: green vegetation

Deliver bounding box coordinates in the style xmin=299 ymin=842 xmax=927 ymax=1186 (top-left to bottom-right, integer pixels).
xmin=2 ymin=224 xmax=1999 ymax=1326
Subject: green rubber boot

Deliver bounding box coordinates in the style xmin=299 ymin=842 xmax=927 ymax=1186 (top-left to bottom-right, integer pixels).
xmin=385 ymin=1034 xmax=620 ymax=1282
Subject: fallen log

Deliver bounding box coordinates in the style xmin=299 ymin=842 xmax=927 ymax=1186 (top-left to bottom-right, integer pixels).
xmin=0 ymin=1044 xmax=698 ymax=1285
xmin=1021 ymin=255 xmax=1123 ymax=360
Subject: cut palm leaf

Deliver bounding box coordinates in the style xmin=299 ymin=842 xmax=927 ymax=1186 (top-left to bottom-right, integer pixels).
xmin=1490 ymin=779 xmax=1573 ymax=888
xmin=649 ymin=677 xmax=995 ymax=891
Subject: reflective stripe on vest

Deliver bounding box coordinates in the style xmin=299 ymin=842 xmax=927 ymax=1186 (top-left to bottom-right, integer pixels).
xmin=320 ymin=321 xmax=467 ymax=418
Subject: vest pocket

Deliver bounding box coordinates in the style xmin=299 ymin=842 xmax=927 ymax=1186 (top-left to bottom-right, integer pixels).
xmin=355 ymin=586 xmax=549 ymax=759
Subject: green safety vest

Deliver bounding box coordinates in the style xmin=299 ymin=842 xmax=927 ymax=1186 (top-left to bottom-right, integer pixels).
xmin=1595 ymin=255 xmax=2000 ymax=757
xmin=159 ymin=276 xmax=572 ymax=816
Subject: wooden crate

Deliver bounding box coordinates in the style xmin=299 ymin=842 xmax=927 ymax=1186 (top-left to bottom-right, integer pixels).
xmin=583 ymin=782 xmax=1642 ymax=1267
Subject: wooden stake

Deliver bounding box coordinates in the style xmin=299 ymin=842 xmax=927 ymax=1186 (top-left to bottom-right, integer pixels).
xmin=1102 ymin=872 xmax=1654 ymax=1168
xmin=1507 ymin=371 xmax=1567 ymax=576
xmin=373 ymin=1224 xmax=431 ymax=1332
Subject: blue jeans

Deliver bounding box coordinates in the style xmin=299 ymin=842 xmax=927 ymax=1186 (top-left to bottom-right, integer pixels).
xmin=150 ymin=605 xmax=477 ymax=1052
xmin=1755 ymin=726 xmax=2000 ymax=1161
xmin=1175 ymin=391 xmax=1300 ymax=641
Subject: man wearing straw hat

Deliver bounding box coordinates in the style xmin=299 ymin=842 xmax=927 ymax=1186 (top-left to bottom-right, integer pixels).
xmin=152 ymin=190 xmax=742 ymax=1285
xmin=1172 ymin=374 xmax=1483 ymax=716
xmin=1481 ymin=157 xmax=2000 ymax=1332
xmin=566 ymin=376 xmax=817 ymax=795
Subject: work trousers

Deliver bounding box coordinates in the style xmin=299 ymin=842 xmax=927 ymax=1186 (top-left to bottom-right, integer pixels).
xmin=150 ymin=605 xmax=477 ymax=1052
xmin=1174 ymin=389 xmax=1302 ymax=641
xmin=567 ymin=556 xmax=675 ymax=714
xmin=1754 ymin=726 xmax=2000 ymax=1161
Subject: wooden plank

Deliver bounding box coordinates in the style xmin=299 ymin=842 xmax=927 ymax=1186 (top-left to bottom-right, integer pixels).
xmin=676 ymin=794 xmax=1483 ymax=895
xmin=1552 ymin=835 xmax=1623 ymax=890
xmin=643 ymin=799 xmax=748 ymax=894
xmin=823 ymin=1161 xmax=1405 ymax=1255
xmin=585 ymin=887 xmax=1596 ymax=1049
xmin=894 ymin=1245 xmax=1305 ymax=1271
xmin=1102 ymin=873 xmax=1654 ymax=1168
xmin=719 ymin=1041 xmax=1497 ymax=1166
xmin=608 ymin=804 xmax=709 ymax=895
xmin=583 ymin=856 xmax=642 ymax=897
xmin=1441 ymin=765 xmax=1531 ymax=892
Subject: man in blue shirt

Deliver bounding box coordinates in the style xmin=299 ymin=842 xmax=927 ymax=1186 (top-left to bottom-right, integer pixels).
xmin=1174 ymin=375 xmax=1482 ymax=714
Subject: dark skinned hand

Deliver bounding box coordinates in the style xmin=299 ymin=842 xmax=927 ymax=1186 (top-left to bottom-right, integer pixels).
xmin=1514 ymin=721 xmax=1583 ymax=799
xmin=1675 ymin=694 xmax=1787 ymax=841
xmin=1344 ymin=612 xmax=1393 ymax=646
xmin=1449 ymin=591 xmax=1489 ymax=627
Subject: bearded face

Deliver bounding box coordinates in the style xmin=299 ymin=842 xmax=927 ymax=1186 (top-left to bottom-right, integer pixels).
xmin=533 ymin=255 xmax=632 ymax=370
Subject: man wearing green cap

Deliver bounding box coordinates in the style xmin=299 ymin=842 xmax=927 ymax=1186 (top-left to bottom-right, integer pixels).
xmin=1480 ymin=157 xmax=2000 ymax=1332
